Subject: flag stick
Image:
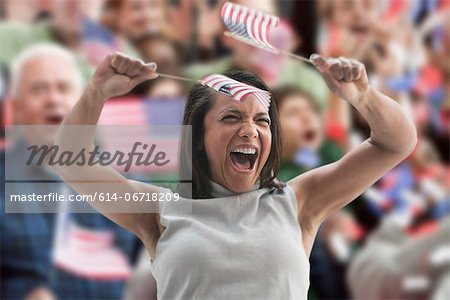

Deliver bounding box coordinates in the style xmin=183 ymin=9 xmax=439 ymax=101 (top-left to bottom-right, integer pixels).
xmin=223 ymin=32 xmax=312 ymax=64
xmin=156 ymin=73 xmax=198 ymax=83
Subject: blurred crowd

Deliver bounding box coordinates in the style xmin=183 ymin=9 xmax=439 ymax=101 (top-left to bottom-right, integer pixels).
xmin=0 ymin=0 xmax=449 ymax=299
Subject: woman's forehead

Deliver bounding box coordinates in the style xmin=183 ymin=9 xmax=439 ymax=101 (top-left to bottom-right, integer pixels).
xmin=211 ymin=93 xmax=269 ymax=114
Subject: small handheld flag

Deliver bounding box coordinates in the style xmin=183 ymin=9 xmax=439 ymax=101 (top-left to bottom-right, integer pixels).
xmin=221 ymin=2 xmax=312 ymax=64
xmin=200 ymin=74 xmax=271 ymax=108
xmin=154 ymin=72 xmax=270 ymax=108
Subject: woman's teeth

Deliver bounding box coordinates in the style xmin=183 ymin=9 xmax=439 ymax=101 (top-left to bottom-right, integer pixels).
xmin=231 ymin=148 xmax=256 ymax=155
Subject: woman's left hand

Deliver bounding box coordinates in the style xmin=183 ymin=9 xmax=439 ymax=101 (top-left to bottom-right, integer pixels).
xmin=310 ymin=54 xmax=369 ymax=105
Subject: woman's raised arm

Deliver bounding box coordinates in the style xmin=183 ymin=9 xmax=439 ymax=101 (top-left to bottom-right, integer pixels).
xmin=288 ymin=55 xmax=417 ymax=254
xmin=51 ymin=53 xmax=161 ymax=249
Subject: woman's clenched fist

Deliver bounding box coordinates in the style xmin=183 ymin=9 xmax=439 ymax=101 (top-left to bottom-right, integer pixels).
xmin=310 ymin=54 xmax=369 ymax=105
xmin=91 ymin=53 xmax=158 ymax=100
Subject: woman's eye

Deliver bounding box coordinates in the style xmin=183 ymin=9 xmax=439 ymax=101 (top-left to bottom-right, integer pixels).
xmin=258 ymin=118 xmax=271 ymax=125
xmin=222 ymin=115 xmax=239 ymax=121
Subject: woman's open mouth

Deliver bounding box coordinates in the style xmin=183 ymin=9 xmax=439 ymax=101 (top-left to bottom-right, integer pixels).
xmin=229 ymin=147 xmax=258 ymax=173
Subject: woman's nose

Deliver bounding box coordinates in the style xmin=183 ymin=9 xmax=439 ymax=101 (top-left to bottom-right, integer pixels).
xmin=238 ymin=122 xmax=258 ymax=139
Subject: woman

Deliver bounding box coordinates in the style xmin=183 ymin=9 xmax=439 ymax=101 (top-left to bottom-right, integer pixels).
xmin=53 ymin=53 xmax=417 ymax=299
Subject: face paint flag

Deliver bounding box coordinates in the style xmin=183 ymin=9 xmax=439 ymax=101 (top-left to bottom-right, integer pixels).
xmin=200 ymin=74 xmax=271 ymax=109
xmin=221 ymin=1 xmax=279 ymax=52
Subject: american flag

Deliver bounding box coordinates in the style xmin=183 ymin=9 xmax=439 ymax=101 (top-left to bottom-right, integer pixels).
xmin=96 ymin=96 xmax=185 ymax=176
xmin=221 ymin=1 xmax=280 ymax=51
xmin=200 ymin=74 xmax=271 ymax=109
xmin=53 ymin=214 xmax=132 ymax=280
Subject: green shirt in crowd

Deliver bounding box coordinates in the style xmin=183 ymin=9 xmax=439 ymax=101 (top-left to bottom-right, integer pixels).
xmin=278 ymin=139 xmax=344 ymax=182
xmin=0 ymin=21 xmax=94 ymax=81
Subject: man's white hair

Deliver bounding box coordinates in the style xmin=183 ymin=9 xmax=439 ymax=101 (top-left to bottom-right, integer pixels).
xmin=10 ymin=43 xmax=84 ymax=98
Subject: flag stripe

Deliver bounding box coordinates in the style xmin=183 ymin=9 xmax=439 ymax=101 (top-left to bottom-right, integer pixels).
xmin=201 ymin=74 xmax=271 ymax=108
xmin=221 ymin=1 xmax=279 ymax=51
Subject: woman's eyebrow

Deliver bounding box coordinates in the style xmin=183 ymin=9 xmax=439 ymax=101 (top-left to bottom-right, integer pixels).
xmin=218 ymin=109 xmax=269 ymax=118
xmin=220 ymin=108 xmax=241 ymax=115
xmin=254 ymin=112 xmax=270 ymax=118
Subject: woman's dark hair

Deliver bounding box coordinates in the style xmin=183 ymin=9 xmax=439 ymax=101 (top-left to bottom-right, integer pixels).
xmin=178 ymin=70 xmax=284 ymax=198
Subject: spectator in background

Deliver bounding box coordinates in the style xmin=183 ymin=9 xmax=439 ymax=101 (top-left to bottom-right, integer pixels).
xmin=34 ymin=0 xmax=55 ymax=22
xmin=132 ymin=33 xmax=181 ymax=72
xmin=352 ymin=8 xmax=450 ymax=288
xmin=0 ymin=0 xmax=139 ymax=83
xmin=316 ymin=0 xmax=424 ymax=93
xmin=347 ymin=215 xmax=450 ymax=299
xmin=273 ymin=86 xmax=354 ymax=299
xmin=418 ymin=10 xmax=450 ymax=165
xmin=129 ymin=33 xmax=186 ymax=99
xmin=0 ymin=44 xmax=141 ymax=300
xmin=424 ymin=9 xmax=450 ymax=75
xmin=145 ymin=78 xmax=185 ymax=100
xmin=190 ymin=0 xmax=229 ymax=62
xmin=183 ymin=0 xmax=329 ymax=110
xmin=0 ymin=0 xmax=94 ymax=80
xmin=273 ymin=86 xmax=344 ymax=182
xmin=366 ymin=125 xmax=448 ymax=236
xmin=101 ymin=0 xmax=172 ymax=44
xmin=100 ymin=0 xmax=224 ymax=64
xmin=315 ymin=0 xmax=427 ymax=145
xmin=131 ymin=76 xmax=186 ymax=99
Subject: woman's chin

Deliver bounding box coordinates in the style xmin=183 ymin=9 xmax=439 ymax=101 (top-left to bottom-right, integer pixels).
xmin=223 ymin=165 xmax=259 ymax=193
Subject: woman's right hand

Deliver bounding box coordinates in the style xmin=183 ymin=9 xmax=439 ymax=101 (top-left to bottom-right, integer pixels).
xmin=91 ymin=52 xmax=158 ymax=100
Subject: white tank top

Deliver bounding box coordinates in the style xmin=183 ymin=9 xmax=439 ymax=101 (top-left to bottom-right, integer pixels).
xmin=151 ymin=181 xmax=310 ymax=300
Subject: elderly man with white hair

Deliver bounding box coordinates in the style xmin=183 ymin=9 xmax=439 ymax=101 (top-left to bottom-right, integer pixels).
xmin=0 ymin=44 xmax=141 ymax=300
